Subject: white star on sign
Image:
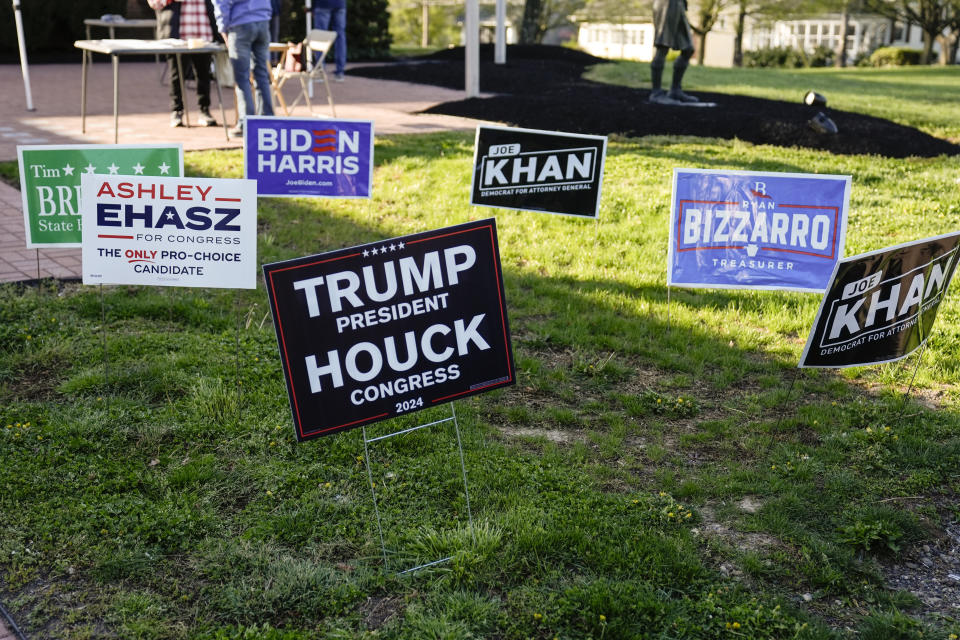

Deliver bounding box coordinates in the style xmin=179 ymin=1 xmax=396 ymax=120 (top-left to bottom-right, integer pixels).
xmin=362 ymin=249 xmax=369 ymax=258
xmin=389 ymin=244 xmax=396 ymax=252
xmin=398 ymin=242 xmax=405 ymax=250
xmin=158 ymin=162 xmax=171 ymax=175
xmin=107 ymin=163 xmax=120 ymax=174
xmin=132 ymin=162 xmax=145 ymax=175
xmin=83 ymin=163 xmax=96 ymax=174
xmin=370 ymin=247 xmax=379 ymax=256
xmin=62 ymin=164 xmax=74 ymax=176
xmin=166 ymin=212 xmax=175 ymax=220
xmin=381 ymin=246 xmax=388 ymax=254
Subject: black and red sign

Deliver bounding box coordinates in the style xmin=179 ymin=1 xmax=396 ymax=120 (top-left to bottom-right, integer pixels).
xmin=800 ymin=232 xmax=960 ymax=368
xmin=263 ymin=219 xmax=515 ymax=441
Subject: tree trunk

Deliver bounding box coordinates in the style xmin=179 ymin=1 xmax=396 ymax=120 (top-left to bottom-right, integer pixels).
xmin=520 ymin=0 xmax=544 ymax=44
xmin=733 ymin=6 xmax=746 ymax=67
xmin=835 ymin=2 xmax=849 ymax=67
xmin=921 ymin=30 xmax=935 ymax=64
xmin=696 ymin=32 xmax=707 ymax=65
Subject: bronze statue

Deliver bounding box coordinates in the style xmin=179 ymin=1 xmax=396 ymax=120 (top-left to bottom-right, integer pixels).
xmin=650 ymin=0 xmax=698 ymax=104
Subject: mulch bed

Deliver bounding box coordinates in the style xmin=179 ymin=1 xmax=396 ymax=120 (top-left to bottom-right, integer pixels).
xmin=350 ymin=45 xmax=959 ymax=159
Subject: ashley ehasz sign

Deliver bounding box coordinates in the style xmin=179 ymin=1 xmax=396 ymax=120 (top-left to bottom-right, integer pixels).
xmin=80 ymin=174 xmax=258 ymax=289
xmin=800 ymin=232 xmax=960 ymax=368
xmin=470 ymin=125 xmax=607 ymax=218
xmin=18 ymin=144 xmax=182 ymax=248
xmin=263 ymin=219 xmax=516 ymax=441
xmin=668 ymin=169 xmax=851 ymax=292
xmin=243 ymin=116 xmax=373 ymax=198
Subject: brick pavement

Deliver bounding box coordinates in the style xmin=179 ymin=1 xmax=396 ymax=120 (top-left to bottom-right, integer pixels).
xmin=0 ymin=58 xmax=492 ymax=285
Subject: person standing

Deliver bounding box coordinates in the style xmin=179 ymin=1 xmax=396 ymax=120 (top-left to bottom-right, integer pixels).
xmin=649 ymin=0 xmax=698 ymax=104
xmin=212 ymin=0 xmax=275 ymax=137
xmin=149 ymin=0 xmax=221 ymax=127
xmin=313 ymin=0 xmax=347 ymax=82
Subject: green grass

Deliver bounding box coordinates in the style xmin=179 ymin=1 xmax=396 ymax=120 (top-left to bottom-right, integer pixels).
xmin=586 ymin=61 xmax=960 ymax=141
xmin=2 ymin=112 xmax=960 ymax=636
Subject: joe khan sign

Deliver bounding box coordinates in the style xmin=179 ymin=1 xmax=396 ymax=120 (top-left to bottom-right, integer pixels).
xmin=18 ymin=144 xmax=183 ymax=248
xmin=244 ymin=116 xmax=373 ymax=198
xmin=263 ymin=219 xmax=516 ymax=441
xmin=800 ymin=232 xmax=960 ymax=368
xmin=668 ymin=169 xmax=851 ymax=292
xmin=470 ymin=125 xmax=607 ymax=218
xmin=80 ymin=174 xmax=258 ymax=289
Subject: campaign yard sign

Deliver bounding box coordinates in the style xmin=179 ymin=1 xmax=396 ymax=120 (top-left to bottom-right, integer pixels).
xmin=243 ymin=116 xmax=373 ymax=198
xmin=799 ymin=232 xmax=960 ymax=368
xmin=263 ymin=218 xmax=516 ymax=442
xmin=18 ymin=144 xmax=183 ymax=248
xmin=668 ymin=169 xmax=851 ymax=292
xmin=80 ymin=174 xmax=258 ymax=289
xmin=470 ymin=125 xmax=607 ymax=218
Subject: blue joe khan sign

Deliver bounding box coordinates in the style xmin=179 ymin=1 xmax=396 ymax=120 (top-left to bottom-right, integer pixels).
xmin=668 ymin=169 xmax=851 ymax=293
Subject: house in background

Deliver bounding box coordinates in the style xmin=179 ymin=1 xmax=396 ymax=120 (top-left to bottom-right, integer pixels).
xmin=577 ymin=9 xmax=956 ymax=66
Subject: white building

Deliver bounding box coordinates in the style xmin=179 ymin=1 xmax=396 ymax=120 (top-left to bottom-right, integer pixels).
xmin=577 ymin=11 xmax=954 ymax=66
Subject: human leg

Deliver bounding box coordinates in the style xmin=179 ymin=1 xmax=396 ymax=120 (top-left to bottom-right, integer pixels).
xmin=249 ymin=21 xmax=275 ymax=117
xmin=330 ymin=7 xmax=347 ymax=77
xmin=228 ymin=23 xmax=256 ymax=124
xmin=168 ymin=54 xmax=185 ymax=126
xmin=312 ymin=8 xmax=332 ymax=67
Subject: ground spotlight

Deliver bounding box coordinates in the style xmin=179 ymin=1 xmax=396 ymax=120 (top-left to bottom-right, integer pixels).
xmin=804 ymin=91 xmax=827 ymax=107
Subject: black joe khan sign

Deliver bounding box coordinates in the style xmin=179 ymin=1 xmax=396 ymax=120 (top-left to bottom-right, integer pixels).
xmin=800 ymin=232 xmax=960 ymax=368
xmin=263 ymin=219 xmax=516 ymax=441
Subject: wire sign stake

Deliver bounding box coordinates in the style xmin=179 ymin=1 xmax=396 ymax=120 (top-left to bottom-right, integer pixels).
xmin=361 ymin=402 xmax=475 ymax=574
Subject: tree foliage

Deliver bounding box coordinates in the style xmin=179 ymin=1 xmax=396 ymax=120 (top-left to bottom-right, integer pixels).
xmin=863 ymin=0 xmax=960 ymax=63
xmin=519 ymin=0 xmax=586 ymax=43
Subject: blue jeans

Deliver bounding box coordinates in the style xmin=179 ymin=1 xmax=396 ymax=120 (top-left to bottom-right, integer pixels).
xmin=313 ymin=7 xmax=347 ymax=75
xmin=227 ymin=20 xmax=275 ymax=124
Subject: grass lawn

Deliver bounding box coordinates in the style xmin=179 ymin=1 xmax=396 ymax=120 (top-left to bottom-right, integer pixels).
xmin=586 ymin=62 xmax=960 ymax=142
xmin=2 ymin=68 xmax=960 ymax=639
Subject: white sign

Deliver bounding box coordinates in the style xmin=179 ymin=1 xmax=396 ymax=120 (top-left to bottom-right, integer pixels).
xmin=81 ymin=174 xmax=258 ymax=289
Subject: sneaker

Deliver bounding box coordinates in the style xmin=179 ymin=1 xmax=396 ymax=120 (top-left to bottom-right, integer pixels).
xmin=198 ymin=107 xmax=217 ymax=127
xmin=648 ymin=89 xmax=678 ymax=105
xmin=228 ymin=126 xmax=244 ymax=139
xmin=334 ymin=73 xmax=345 ymax=83
xmin=668 ymin=89 xmax=700 ymax=103
xmin=170 ymin=110 xmax=184 ymax=127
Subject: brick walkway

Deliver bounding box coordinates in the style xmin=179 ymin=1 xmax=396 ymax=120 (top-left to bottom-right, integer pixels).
xmin=0 ymin=59 xmax=491 ymax=284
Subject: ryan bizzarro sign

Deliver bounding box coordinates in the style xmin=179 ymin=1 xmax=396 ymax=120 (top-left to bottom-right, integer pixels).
xmin=18 ymin=144 xmax=183 ymax=248
xmin=80 ymin=174 xmax=258 ymax=289
xmin=800 ymin=232 xmax=960 ymax=368
xmin=263 ymin=219 xmax=516 ymax=442
xmin=470 ymin=125 xmax=607 ymax=218
xmin=668 ymin=169 xmax=850 ymax=292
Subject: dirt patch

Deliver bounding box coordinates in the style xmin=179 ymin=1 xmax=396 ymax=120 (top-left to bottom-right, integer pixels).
xmin=351 ymin=45 xmax=959 ymax=159
xmin=362 ymin=594 xmax=404 ymax=630
xmin=880 ymin=522 xmax=960 ymax=619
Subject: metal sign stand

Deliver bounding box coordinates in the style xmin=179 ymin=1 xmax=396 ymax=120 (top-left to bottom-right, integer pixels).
xmin=360 ymin=402 xmax=476 ymax=574
xmin=891 ymin=341 xmax=928 ymax=425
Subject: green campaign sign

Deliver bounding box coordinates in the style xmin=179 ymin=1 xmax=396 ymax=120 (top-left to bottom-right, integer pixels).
xmin=18 ymin=144 xmax=183 ymax=248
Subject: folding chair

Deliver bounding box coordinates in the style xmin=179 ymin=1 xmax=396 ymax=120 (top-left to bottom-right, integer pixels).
xmin=271 ymin=29 xmax=337 ymax=117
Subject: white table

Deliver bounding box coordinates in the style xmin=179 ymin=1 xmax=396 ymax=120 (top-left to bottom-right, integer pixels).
xmin=83 ymin=18 xmax=157 ymax=40
xmin=74 ymin=38 xmax=230 ymax=143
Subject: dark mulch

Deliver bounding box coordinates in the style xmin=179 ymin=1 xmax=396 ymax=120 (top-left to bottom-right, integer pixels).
xmin=350 ymin=45 xmax=959 ymax=159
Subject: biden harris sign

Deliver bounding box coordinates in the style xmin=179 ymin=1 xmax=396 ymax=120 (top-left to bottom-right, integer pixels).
xmin=263 ymin=219 xmax=516 ymax=442
xmin=668 ymin=169 xmax=851 ymax=292
xmin=470 ymin=126 xmax=607 ymax=218
xmin=799 ymin=232 xmax=960 ymax=368
xmin=80 ymin=174 xmax=258 ymax=289
xmin=244 ymin=116 xmax=373 ymax=198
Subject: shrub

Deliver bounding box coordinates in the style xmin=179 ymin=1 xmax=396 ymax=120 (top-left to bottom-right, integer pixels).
xmin=868 ymin=46 xmax=923 ymax=67
xmin=744 ymin=44 xmax=833 ymax=69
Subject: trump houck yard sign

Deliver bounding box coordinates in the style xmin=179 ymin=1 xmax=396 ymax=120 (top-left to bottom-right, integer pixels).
xmin=80 ymin=174 xmax=258 ymax=289
xmin=263 ymin=219 xmax=515 ymax=442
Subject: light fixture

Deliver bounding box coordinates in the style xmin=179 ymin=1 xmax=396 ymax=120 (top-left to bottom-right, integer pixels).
xmin=804 ymin=91 xmax=827 ymax=107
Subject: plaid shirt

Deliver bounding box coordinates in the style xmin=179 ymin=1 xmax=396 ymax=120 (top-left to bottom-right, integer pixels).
xmin=179 ymin=0 xmax=214 ymax=41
